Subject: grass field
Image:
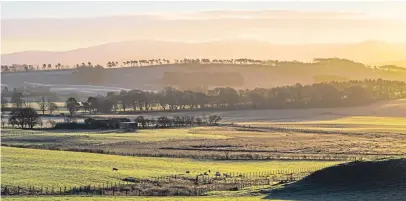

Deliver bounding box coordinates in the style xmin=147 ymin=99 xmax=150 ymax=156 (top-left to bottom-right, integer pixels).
xmin=238 ymin=116 xmax=406 ymax=130
xmin=3 ymin=117 xmax=406 ymax=159
xmin=1 ymin=196 xmax=271 ymax=201
xmin=5 ymin=102 xmax=68 ymax=114
xmin=1 ymin=146 xmax=339 ymax=188
xmin=2 ymin=194 xmax=301 ymax=201
xmin=3 ymin=101 xmax=406 ymax=200
xmin=88 ymin=99 xmax=406 ymax=122
xmin=1 ymin=127 xmax=229 ymax=145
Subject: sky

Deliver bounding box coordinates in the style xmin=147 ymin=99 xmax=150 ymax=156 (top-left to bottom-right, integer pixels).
xmin=2 ymin=1 xmax=406 ymax=20
xmin=2 ymin=1 xmax=406 ymax=54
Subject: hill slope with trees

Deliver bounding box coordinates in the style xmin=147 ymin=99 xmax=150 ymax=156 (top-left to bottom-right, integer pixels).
xmin=2 ymin=58 xmax=406 ymax=99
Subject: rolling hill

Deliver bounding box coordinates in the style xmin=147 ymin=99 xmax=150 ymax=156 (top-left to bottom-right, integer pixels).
xmin=267 ymin=158 xmax=406 ymax=201
xmin=2 ymin=40 xmax=406 ymax=65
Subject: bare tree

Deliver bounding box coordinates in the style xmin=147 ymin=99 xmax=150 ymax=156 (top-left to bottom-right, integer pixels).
xmin=48 ymin=102 xmax=58 ymax=114
xmin=9 ymin=108 xmax=40 ymax=129
xmin=11 ymin=91 xmax=24 ymax=108
xmin=36 ymin=96 xmax=48 ymax=114
xmin=1 ymin=96 xmax=8 ymax=110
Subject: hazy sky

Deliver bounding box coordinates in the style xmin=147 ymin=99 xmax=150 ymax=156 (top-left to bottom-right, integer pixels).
xmin=2 ymin=1 xmax=406 ymax=19
xmin=2 ymin=1 xmax=406 ymax=54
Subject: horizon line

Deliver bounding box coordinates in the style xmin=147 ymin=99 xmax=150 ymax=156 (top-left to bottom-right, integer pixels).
xmin=2 ymin=39 xmax=406 ymax=56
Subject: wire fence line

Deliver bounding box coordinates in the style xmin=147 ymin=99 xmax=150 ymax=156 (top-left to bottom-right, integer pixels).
xmin=2 ymin=143 xmax=381 ymax=162
xmin=1 ymin=166 xmax=335 ymax=197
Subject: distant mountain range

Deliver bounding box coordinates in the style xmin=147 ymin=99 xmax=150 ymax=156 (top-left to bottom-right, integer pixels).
xmin=2 ymin=40 xmax=406 ymax=66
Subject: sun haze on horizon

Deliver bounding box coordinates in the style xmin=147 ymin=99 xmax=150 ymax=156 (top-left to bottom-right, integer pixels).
xmin=1 ymin=1 xmax=406 ymax=54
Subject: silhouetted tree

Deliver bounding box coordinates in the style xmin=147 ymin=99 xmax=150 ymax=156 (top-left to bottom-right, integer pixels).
xmin=11 ymin=91 xmax=24 ymax=108
xmin=9 ymin=107 xmax=40 ymax=129
xmin=48 ymin=102 xmax=58 ymax=114
xmin=77 ymin=79 xmax=406 ymax=114
xmin=66 ymin=97 xmax=79 ymax=116
xmin=36 ymin=96 xmax=48 ymax=115
xmin=1 ymin=96 xmax=8 ymax=110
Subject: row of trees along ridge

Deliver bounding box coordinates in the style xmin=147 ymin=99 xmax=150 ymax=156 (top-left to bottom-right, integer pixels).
xmin=2 ymin=58 xmax=406 ymax=72
xmin=64 ymin=79 xmax=406 ymax=115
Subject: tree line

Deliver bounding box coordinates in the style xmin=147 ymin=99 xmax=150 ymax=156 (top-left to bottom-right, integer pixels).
xmin=64 ymin=79 xmax=406 ymax=115
xmin=1 ymin=91 xmax=59 ymax=115
xmin=3 ymin=57 xmax=404 ymax=72
xmin=1 ymin=58 xmax=281 ymax=72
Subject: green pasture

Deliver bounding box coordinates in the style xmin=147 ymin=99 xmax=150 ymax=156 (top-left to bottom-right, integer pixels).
xmin=1 ymin=196 xmax=276 ymax=201
xmin=238 ymin=116 xmax=406 ymax=133
xmin=1 ymin=146 xmax=339 ymax=188
xmin=0 ymin=127 xmax=229 ymax=146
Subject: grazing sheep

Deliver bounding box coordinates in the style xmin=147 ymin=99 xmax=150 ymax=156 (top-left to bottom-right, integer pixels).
xmin=112 ymin=168 xmax=118 ymax=171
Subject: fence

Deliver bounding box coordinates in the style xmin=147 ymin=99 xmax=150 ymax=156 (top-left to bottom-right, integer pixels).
xmin=1 ymin=166 xmax=329 ymax=197
xmin=2 ymin=143 xmax=392 ymax=162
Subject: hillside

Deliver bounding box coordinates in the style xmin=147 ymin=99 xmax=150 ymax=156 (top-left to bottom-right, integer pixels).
xmin=267 ymin=158 xmax=406 ymax=201
xmin=2 ymin=40 xmax=406 ymax=65
xmin=3 ymin=60 xmax=406 ymax=99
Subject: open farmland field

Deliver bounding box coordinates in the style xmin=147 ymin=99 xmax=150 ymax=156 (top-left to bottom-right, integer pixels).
xmin=1 ymin=196 xmax=272 ymax=201
xmin=1 ymin=146 xmax=338 ymax=188
xmin=5 ymin=102 xmax=68 ymax=114
xmin=2 ymin=116 xmax=406 ymax=160
xmin=1 ymin=197 xmax=266 ymax=201
xmin=1 ymin=127 xmax=229 ymax=144
xmin=90 ymin=99 xmax=406 ymax=123
xmin=3 ymin=100 xmax=406 ymax=198
xmin=238 ymin=116 xmax=406 ymax=134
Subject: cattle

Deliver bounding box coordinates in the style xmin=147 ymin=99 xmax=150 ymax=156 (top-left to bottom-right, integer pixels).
xmin=112 ymin=168 xmax=118 ymax=171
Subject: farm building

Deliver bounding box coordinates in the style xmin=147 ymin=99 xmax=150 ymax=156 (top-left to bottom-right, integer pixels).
xmin=119 ymin=122 xmax=139 ymax=131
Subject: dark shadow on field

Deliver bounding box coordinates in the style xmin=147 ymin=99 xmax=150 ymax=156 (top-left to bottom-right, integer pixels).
xmin=1 ymin=134 xmax=91 ymax=146
xmin=38 ymin=129 xmax=102 ymax=134
xmin=263 ymin=159 xmax=406 ymax=201
xmin=264 ymin=191 xmax=406 ymax=201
